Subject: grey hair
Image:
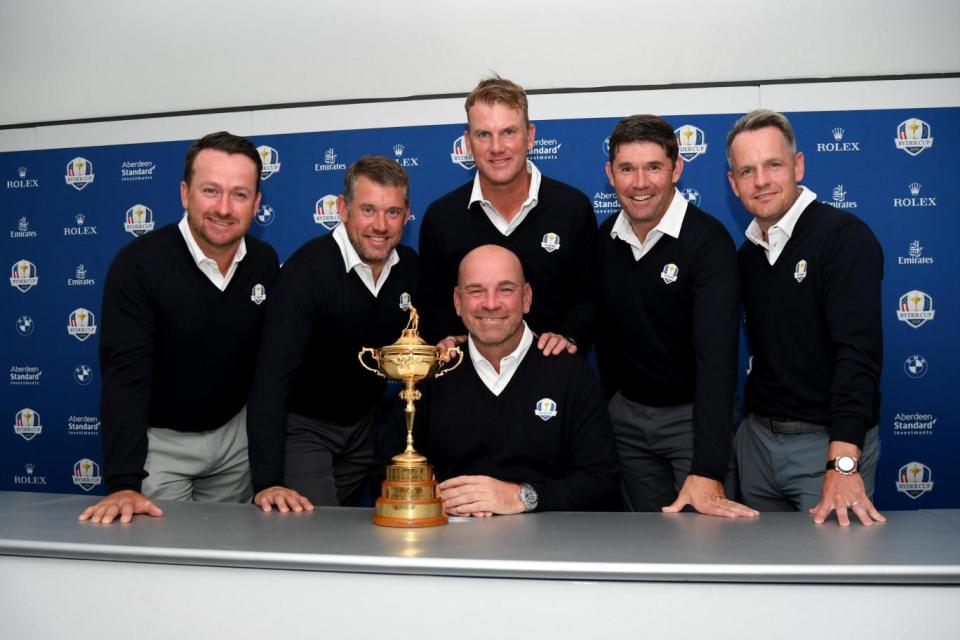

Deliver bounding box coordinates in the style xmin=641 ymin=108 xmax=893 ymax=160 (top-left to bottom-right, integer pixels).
xmin=726 ymin=109 xmax=797 ymax=167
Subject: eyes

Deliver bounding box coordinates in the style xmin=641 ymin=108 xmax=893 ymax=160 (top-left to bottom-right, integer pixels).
xmin=358 ymin=205 xmax=405 ymax=219
xmin=200 ymin=185 xmax=251 ymax=201
xmin=737 ymin=160 xmax=785 ymax=178
xmin=615 ymin=163 xmax=664 ymax=175
xmin=475 ymin=128 xmax=519 ymax=140
xmin=463 ymin=285 xmax=520 ymax=298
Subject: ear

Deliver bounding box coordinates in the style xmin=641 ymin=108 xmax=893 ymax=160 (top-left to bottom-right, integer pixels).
xmin=337 ymin=195 xmax=348 ymax=223
xmin=463 ymin=128 xmax=473 ymax=156
xmin=521 ymin=282 xmax=532 ymax=314
xmin=727 ymin=171 xmax=741 ymax=199
xmin=253 ymin=190 xmax=262 ymax=215
xmin=794 ymin=151 xmax=805 ymax=183
xmin=180 ymin=181 xmax=189 ymax=210
xmin=604 ymin=161 xmax=615 ymax=188
xmin=527 ymin=122 xmax=536 ymax=151
xmin=453 ymin=286 xmax=463 ymax=318
xmin=671 ymin=157 xmax=684 ymax=184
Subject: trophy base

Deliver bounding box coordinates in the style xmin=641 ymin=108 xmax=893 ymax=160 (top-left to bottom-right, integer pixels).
xmin=372 ymin=458 xmax=447 ymax=528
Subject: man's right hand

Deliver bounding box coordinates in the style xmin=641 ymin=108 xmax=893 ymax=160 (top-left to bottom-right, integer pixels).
xmin=254 ymin=486 xmax=314 ymax=513
xmin=78 ymin=489 xmax=163 ymax=524
xmin=437 ymin=335 xmax=467 ymax=361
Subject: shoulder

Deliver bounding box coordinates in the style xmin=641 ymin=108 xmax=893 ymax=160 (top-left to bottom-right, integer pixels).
xmin=425 ymin=181 xmax=473 ymax=215
xmin=396 ymin=243 xmax=419 ymax=265
xmin=539 ymin=176 xmax=591 ymax=207
xmin=285 ymin=233 xmax=338 ymax=267
xmin=110 ymin=224 xmax=180 ymax=270
xmin=598 ymin=213 xmax=617 ymax=236
xmin=243 ymin=233 xmax=279 ymax=264
xmin=803 ymin=202 xmax=880 ymax=249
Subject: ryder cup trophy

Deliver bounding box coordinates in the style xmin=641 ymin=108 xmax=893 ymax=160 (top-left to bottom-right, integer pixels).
xmin=358 ymin=306 xmax=463 ymax=527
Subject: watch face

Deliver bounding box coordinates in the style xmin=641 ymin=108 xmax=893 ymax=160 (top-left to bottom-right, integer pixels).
xmin=837 ymin=456 xmax=857 ymax=473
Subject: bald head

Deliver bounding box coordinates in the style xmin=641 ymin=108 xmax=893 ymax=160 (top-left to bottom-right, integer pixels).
xmin=457 ymin=245 xmax=526 ymax=287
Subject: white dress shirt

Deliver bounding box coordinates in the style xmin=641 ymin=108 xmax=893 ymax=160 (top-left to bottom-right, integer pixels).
xmin=610 ymin=188 xmax=688 ymax=261
xmin=178 ymin=214 xmax=246 ymax=291
xmin=744 ymin=186 xmax=817 ymax=265
xmin=468 ymin=322 xmax=534 ymax=396
xmin=332 ymin=222 xmax=400 ymax=297
xmin=468 ymin=161 xmax=542 ymax=236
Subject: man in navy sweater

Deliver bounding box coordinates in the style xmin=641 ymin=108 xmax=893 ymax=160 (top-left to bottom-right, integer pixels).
xmin=596 ymin=115 xmax=757 ymax=518
xmin=80 ymin=132 xmax=279 ymax=524
xmin=247 ymin=156 xmax=418 ymax=512
xmin=727 ymin=110 xmax=885 ymax=526
xmin=419 ymin=75 xmax=597 ymax=356
xmin=381 ymin=245 xmax=620 ymax=515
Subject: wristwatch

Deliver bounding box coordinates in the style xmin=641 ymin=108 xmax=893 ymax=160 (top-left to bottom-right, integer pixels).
xmin=518 ymin=483 xmax=539 ymax=512
xmin=826 ymin=456 xmax=859 ymax=476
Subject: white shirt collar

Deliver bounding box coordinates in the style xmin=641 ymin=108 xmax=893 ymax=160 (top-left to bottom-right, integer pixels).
xmin=745 ymin=185 xmax=816 ymax=247
xmin=178 ymin=214 xmax=246 ymax=291
xmin=331 ymin=222 xmax=400 ymax=297
xmin=468 ymin=160 xmax=542 ymax=236
xmin=467 ymin=322 xmax=534 ymax=396
xmin=610 ymin=187 xmax=688 ymax=261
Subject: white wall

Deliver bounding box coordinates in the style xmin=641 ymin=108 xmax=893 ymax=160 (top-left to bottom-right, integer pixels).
xmin=1 ymin=0 xmax=958 ymax=127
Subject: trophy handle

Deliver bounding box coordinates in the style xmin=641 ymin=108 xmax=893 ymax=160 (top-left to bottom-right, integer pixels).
xmin=433 ymin=346 xmax=464 ymax=378
xmin=358 ymin=348 xmax=386 ymax=378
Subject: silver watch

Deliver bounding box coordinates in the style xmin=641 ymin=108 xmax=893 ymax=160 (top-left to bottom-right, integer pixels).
xmin=519 ymin=483 xmax=538 ymax=512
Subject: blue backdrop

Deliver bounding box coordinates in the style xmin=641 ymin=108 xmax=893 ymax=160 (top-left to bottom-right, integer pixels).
xmin=3 ymin=106 xmax=956 ymax=508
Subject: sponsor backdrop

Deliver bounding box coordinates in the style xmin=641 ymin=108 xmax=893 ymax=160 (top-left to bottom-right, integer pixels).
xmin=2 ymin=106 xmax=956 ymax=508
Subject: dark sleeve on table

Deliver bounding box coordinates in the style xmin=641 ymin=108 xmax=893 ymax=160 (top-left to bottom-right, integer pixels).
xmin=821 ymin=220 xmax=883 ymax=449
xmin=99 ymin=252 xmax=155 ymax=494
xmin=689 ymin=229 xmax=739 ymax=481
xmin=246 ymin=258 xmax=322 ymax=493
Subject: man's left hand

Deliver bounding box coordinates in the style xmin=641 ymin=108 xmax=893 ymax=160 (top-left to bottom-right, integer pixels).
xmin=810 ymin=472 xmax=885 ymax=526
xmin=438 ymin=475 xmax=524 ymax=516
xmin=662 ymin=475 xmax=759 ymax=518
xmin=536 ymin=332 xmax=577 ymax=356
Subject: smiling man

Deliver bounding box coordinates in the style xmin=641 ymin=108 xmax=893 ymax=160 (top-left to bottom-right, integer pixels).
xmin=80 ymin=132 xmax=279 ymax=524
xmin=596 ymin=115 xmax=756 ymax=519
xmin=246 ymin=155 xmax=418 ymax=512
xmin=380 ymin=245 xmax=619 ymax=516
xmin=418 ymin=75 xmax=597 ymax=356
xmin=727 ymin=110 xmax=884 ymax=526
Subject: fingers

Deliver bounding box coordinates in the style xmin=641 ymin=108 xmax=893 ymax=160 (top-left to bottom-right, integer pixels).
xmin=660 ymin=496 xmax=687 ymax=513
xmin=255 ymin=487 xmax=314 ymax=514
xmin=536 ymin=333 xmax=569 ymax=356
xmin=78 ymin=491 xmax=163 ymax=524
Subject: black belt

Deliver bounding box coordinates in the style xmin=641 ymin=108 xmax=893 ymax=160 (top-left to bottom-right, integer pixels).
xmin=749 ymin=413 xmax=827 ymax=435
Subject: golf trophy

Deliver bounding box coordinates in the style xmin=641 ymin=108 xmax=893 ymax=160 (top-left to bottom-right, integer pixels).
xmin=358 ymin=306 xmax=463 ymax=527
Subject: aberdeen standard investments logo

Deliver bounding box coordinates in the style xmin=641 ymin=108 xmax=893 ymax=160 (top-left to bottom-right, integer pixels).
xmin=895 ymin=118 xmax=934 ymax=156
xmin=65 ymin=157 xmax=95 ymax=190
xmin=893 ymin=412 xmax=936 ymax=436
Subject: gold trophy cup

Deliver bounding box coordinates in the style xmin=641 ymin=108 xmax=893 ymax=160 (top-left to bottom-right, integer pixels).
xmin=358 ymin=306 xmax=463 ymax=527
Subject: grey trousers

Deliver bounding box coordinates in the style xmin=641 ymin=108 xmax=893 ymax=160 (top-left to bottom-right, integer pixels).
xmin=734 ymin=413 xmax=880 ymax=511
xmin=142 ymin=406 xmax=252 ymax=502
xmin=609 ymin=392 xmax=736 ymax=512
xmin=283 ymin=408 xmax=378 ymax=507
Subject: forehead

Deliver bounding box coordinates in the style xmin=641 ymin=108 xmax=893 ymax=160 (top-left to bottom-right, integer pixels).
xmin=467 ymin=101 xmax=526 ymax=129
xmin=350 ymin=175 xmax=407 ymax=206
xmin=460 ymin=252 xmax=523 ymax=286
xmin=612 ymin=140 xmax=672 ymax=165
xmin=191 ymin=149 xmax=258 ymax=186
xmin=729 ymin=126 xmax=791 ymax=163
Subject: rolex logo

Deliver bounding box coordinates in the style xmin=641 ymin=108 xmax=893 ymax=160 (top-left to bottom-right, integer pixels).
xmin=393 ymin=144 xmax=405 ymax=157
xmin=17 ymin=167 xmax=27 ymax=178
xmin=909 ymin=182 xmax=921 ymax=196
xmin=832 ymin=127 xmax=844 ymax=141
xmin=76 ymin=213 xmax=85 ymax=224
xmin=25 ymin=463 xmax=34 ymax=475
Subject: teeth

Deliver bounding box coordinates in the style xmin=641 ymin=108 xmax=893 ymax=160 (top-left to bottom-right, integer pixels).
xmin=630 ymin=194 xmax=652 ymax=201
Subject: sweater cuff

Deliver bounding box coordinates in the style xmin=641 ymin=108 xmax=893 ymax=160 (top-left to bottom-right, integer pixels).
xmin=829 ymin=416 xmax=870 ymax=451
xmin=106 ymin=474 xmax=144 ymax=495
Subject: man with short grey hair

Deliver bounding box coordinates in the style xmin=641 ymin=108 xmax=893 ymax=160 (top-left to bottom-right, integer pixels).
xmin=727 ymin=109 xmax=885 ymax=526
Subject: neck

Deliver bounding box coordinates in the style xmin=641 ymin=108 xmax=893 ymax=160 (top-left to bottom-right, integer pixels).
xmin=480 ymin=171 xmax=531 ymax=223
xmin=474 ymin=330 xmax=525 ymax=373
xmin=192 ymin=231 xmax=240 ymax=275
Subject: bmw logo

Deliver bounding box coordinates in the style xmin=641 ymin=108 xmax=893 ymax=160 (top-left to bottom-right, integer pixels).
xmin=904 ymin=354 xmax=928 ymax=379
xmin=16 ymin=315 xmax=34 ymax=336
xmin=74 ymin=364 xmax=93 ymax=385
xmin=256 ymin=204 xmax=275 ymax=226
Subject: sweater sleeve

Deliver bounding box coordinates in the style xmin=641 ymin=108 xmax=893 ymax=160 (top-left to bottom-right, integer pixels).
xmin=99 ymin=251 xmax=156 ymax=494
xmin=532 ymin=361 xmax=620 ymax=511
xmin=820 ymin=219 xmax=883 ymax=448
xmin=688 ymin=228 xmax=739 ymax=480
xmin=417 ymin=204 xmax=464 ymax=343
xmin=559 ymin=193 xmax=599 ymax=351
xmin=246 ymin=258 xmax=322 ymax=492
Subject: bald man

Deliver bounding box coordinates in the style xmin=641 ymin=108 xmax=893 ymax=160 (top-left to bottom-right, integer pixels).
xmin=379 ymin=245 xmax=619 ymax=515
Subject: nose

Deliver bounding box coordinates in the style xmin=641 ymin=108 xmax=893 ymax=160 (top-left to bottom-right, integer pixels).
xmin=371 ymin=211 xmax=389 ymax=231
xmin=490 ymin=133 xmax=504 ymax=154
xmin=753 ymin=167 xmax=769 ymax=187
xmin=481 ymin=289 xmax=500 ymax=309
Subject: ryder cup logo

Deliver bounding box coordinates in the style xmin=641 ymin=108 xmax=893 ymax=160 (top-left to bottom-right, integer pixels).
xmin=451 ymin=135 xmax=476 ymax=170
xmin=674 ymin=125 xmax=708 ymax=162
xmin=541 ymin=232 xmax=561 ymax=253
xmin=897 ymin=290 xmax=935 ymax=328
xmin=680 ymin=187 xmax=701 ymax=207
xmin=74 ymin=364 xmax=93 ymax=385
xmin=256 ymin=204 xmax=275 ymax=226
xmin=534 ymin=398 xmax=557 ymax=421
xmin=14 ymin=408 xmax=42 ymax=441
xmin=257 ymin=145 xmax=281 ymax=180
xmin=895 ymin=118 xmax=934 ymax=156
xmin=16 ymin=315 xmax=35 ymax=336
xmin=65 ymin=157 xmax=95 ymax=190
xmin=10 ymin=260 xmax=39 ymax=292
xmin=314 ymin=195 xmax=340 ymax=230
xmin=896 ymin=462 xmax=933 ymax=499
xmin=72 ymin=458 xmax=102 ymax=492
xmin=660 ymin=263 xmax=679 ymax=284
xmin=67 ymin=308 xmax=97 ymax=341
xmin=399 ymin=292 xmax=412 ymax=311
xmin=250 ymin=284 xmax=267 ymax=305
xmin=124 ymin=204 xmax=155 ymax=237
xmin=903 ymin=355 xmax=927 ymax=379
xmin=794 ymin=259 xmax=808 ymax=283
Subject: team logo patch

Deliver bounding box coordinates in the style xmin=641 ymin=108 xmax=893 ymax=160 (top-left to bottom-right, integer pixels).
xmin=257 ymin=145 xmax=281 ymax=180
xmin=67 ymin=308 xmax=97 ymax=341
xmin=794 ymin=259 xmax=808 ymax=283
xmin=674 ymin=125 xmax=708 ymax=162
xmin=660 ymin=263 xmax=679 ymax=284
xmin=250 ymin=284 xmax=267 ymax=305
xmin=256 ymin=204 xmax=275 ymax=226
xmin=895 ymin=118 xmax=934 ymax=156
xmin=72 ymin=458 xmax=102 ymax=492
xmin=124 ymin=204 xmax=155 ymax=237
xmin=14 ymin=408 xmax=42 ymax=441
xmin=399 ymin=292 xmax=412 ymax=311
xmin=896 ymin=461 xmax=934 ymax=499
xmin=534 ymin=398 xmax=557 ymax=421
xmin=65 ymin=157 xmax=95 ymax=190
xmin=541 ymin=232 xmax=561 ymax=253
xmin=450 ymin=135 xmax=475 ymax=170
xmin=10 ymin=259 xmax=38 ymax=292
xmin=903 ymin=355 xmax=927 ymax=379
xmin=74 ymin=364 xmax=93 ymax=385
xmin=314 ymin=195 xmax=340 ymax=230
xmin=16 ymin=315 xmax=34 ymax=336
xmin=897 ymin=289 xmax=935 ymax=328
